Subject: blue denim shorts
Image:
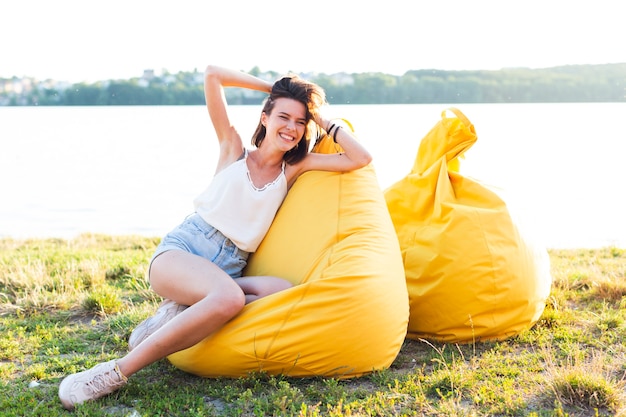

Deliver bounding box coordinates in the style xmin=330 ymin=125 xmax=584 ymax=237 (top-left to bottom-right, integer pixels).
xmin=150 ymin=213 xmax=249 ymax=279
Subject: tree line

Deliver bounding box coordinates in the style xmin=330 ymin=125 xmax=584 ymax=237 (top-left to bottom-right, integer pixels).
xmin=2 ymin=63 xmax=625 ymax=106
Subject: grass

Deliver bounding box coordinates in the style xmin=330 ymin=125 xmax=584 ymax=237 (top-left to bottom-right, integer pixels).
xmin=1 ymin=235 xmax=626 ymax=416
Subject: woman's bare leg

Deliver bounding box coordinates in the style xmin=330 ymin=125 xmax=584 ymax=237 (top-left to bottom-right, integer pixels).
xmin=235 ymin=276 xmax=293 ymax=304
xmin=115 ymin=250 xmax=246 ymax=377
xmin=58 ymin=249 xmax=296 ymax=409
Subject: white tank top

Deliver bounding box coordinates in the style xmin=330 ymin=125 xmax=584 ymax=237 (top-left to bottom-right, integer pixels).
xmin=193 ymin=149 xmax=288 ymax=252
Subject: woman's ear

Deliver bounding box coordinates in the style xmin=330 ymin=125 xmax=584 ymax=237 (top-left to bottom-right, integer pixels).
xmin=261 ymin=112 xmax=268 ymax=127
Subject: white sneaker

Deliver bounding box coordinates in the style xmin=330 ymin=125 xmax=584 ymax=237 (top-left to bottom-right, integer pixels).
xmin=128 ymin=299 xmax=187 ymax=351
xmin=58 ymin=359 xmax=127 ymax=410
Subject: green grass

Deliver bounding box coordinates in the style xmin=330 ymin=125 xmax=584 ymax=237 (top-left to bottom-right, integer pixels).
xmin=1 ymin=235 xmax=625 ymax=416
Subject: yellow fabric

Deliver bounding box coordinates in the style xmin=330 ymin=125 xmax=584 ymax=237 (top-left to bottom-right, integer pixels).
xmin=168 ymin=133 xmax=409 ymax=378
xmin=384 ymin=108 xmax=552 ymax=343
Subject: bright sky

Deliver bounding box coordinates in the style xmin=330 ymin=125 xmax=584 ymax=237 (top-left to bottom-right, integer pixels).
xmin=3 ymin=0 xmax=624 ymax=83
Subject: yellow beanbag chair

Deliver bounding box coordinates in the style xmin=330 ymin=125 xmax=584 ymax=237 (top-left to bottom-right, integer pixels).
xmin=168 ymin=133 xmax=409 ymax=378
xmin=384 ymin=108 xmax=552 ymax=343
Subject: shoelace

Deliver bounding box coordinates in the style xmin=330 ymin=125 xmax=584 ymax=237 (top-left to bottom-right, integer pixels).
xmin=85 ymin=366 xmax=126 ymax=395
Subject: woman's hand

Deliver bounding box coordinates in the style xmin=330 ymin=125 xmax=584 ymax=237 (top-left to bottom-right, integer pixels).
xmin=312 ymin=110 xmax=330 ymax=133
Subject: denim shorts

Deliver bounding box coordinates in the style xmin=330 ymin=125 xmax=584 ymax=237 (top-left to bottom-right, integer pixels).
xmin=150 ymin=213 xmax=249 ymax=279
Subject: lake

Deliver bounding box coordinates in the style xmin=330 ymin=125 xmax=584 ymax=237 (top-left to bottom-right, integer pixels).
xmin=1 ymin=103 xmax=624 ymax=249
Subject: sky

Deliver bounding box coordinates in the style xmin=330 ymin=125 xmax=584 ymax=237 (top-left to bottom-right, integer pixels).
xmin=2 ymin=0 xmax=625 ymax=83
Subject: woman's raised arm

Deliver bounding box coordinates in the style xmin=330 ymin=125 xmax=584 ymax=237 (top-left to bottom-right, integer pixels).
xmin=295 ymin=115 xmax=373 ymax=176
xmin=203 ymin=65 xmax=272 ymax=155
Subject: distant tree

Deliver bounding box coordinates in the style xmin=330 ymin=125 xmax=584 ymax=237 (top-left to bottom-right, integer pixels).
xmin=3 ymin=64 xmax=625 ymax=106
xmin=64 ymin=83 xmax=104 ymax=105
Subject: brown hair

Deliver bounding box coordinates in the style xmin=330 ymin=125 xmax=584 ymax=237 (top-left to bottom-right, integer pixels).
xmin=251 ymin=75 xmax=325 ymax=164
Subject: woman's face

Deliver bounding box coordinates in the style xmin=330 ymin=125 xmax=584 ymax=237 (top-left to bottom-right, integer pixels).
xmin=261 ymin=98 xmax=307 ymax=152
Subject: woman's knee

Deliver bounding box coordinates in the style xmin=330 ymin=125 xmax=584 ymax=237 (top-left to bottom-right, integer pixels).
xmin=197 ymin=283 xmax=246 ymax=319
xmin=224 ymin=288 xmax=247 ymax=316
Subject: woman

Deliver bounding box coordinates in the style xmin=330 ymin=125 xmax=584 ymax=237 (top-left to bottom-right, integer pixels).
xmin=58 ymin=65 xmax=372 ymax=410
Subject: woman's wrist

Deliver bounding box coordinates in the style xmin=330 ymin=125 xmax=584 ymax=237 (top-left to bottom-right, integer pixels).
xmin=332 ymin=125 xmax=342 ymax=143
xmin=323 ymin=118 xmax=340 ymax=132
xmin=318 ymin=118 xmax=330 ymax=131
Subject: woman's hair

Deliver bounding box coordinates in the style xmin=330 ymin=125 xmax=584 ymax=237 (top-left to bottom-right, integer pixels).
xmin=251 ymin=74 xmax=326 ymax=164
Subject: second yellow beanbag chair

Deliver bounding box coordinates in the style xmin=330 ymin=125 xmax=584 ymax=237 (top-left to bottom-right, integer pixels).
xmin=168 ymin=134 xmax=409 ymax=378
xmin=384 ymin=108 xmax=552 ymax=343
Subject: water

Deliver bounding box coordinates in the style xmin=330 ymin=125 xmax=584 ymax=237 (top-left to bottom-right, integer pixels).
xmin=1 ymin=103 xmax=624 ymax=249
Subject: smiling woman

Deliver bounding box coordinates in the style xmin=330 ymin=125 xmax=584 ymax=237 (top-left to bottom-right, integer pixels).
xmin=168 ymin=133 xmax=409 ymax=378
xmin=56 ymin=65 xmax=375 ymax=410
